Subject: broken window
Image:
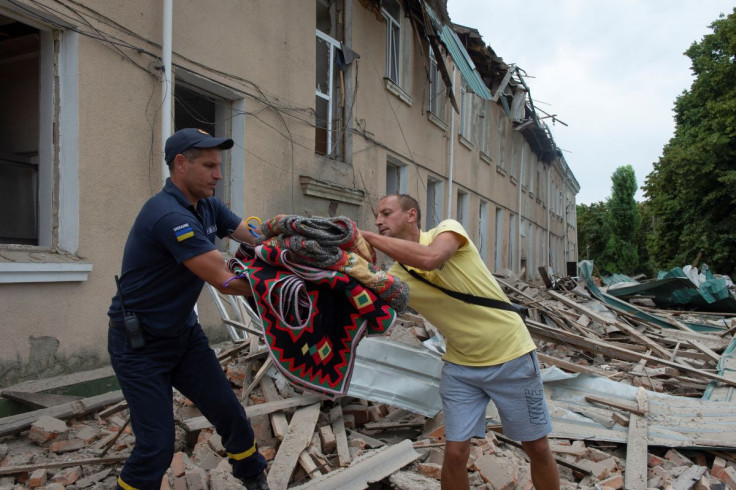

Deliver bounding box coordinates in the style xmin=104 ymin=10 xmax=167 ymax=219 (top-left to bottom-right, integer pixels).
xmin=428 ymin=48 xmax=445 ymax=118
xmin=479 ymin=100 xmax=492 ymax=157
xmin=315 ymin=0 xmax=344 ymax=158
xmin=497 ymin=114 xmax=506 ymax=170
xmin=385 ymin=157 xmax=407 ymax=195
xmin=459 ymin=82 xmax=473 ymax=141
xmin=456 ymin=190 xmax=468 ymax=228
xmin=478 ymin=200 xmax=488 ymax=261
xmin=426 ymin=178 xmax=443 ymax=229
xmin=381 ymin=0 xmax=401 ymax=85
xmin=0 ymin=17 xmax=41 ymax=245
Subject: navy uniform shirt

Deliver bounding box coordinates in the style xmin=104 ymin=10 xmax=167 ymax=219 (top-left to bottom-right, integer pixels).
xmin=108 ymin=178 xmax=241 ymax=336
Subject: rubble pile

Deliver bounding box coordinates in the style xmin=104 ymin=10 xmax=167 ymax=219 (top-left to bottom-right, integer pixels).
xmin=1 ymin=273 xmax=736 ymax=489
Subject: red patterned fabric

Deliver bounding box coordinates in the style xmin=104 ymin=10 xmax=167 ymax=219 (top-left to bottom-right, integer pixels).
xmin=228 ymin=244 xmax=397 ymax=398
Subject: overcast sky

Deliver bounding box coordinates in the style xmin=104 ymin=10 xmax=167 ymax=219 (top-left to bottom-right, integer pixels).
xmin=447 ymin=1 xmax=735 ymax=205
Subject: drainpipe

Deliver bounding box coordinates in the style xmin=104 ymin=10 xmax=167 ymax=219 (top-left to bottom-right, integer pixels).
xmin=344 ymin=0 xmax=353 ymax=166
xmin=446 ymin=66 xmax=456 ymax=219
xmin=546 ymin=162 xmax=551 ymax=272
xmin=161 ymin=0 xmax=173 ymax=181
xmin=517 ymin=160 xmax=522 ymax=276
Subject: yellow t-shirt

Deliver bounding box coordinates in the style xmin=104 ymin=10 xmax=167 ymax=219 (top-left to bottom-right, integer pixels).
xmin=389 ymin=219 xmax=536 ymax=366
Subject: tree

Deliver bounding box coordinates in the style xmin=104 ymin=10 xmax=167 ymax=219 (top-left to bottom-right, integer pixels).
xmin=643 ymin=8 xmax=736 ymax=276
xmin=576 ymin=201 xmax=609 ymax=262
xmin=599 ymin=165 xmax=641 ymax=275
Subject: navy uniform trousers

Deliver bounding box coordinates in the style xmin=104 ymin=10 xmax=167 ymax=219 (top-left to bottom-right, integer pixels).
xmin=108 ymin=322 xmax=267 ymax=490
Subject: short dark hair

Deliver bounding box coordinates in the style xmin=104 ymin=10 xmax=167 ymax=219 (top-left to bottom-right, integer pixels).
xmin=382 ymin=193 xmax=421 ymax=228
xmin=167 ymin=147 xmax=205 ymax=169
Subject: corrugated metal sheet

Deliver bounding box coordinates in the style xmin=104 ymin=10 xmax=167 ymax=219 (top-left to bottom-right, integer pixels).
xmin=440 ymin=25 xmax=492 ymax=99
xmin=485 ymin=368 xmax=736 ymax=449
xmin=424 ymin=2 xmax=491 ymax=99
xmin=347 ymin=337 xmax=443 ymax=417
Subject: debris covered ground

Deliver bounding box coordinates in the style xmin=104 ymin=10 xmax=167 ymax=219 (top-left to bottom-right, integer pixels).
xmin=1 ymin=270 xmax=736 ymax=489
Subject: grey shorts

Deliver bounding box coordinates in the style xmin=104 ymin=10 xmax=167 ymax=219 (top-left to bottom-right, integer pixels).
xmin=439 ymin=350 xmax=553 ymax=442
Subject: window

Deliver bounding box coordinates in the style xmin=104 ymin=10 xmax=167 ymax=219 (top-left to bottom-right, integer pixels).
xmin=459 ymin=82 xmax=473 ymax=141
xmin=426 ymin=178 xmax=443 ymax=229
xmin=0 ymin=13 xmax=91 ymax=283
xmin=173 ymin=71 xmax=246 ymax=253
xmin=494 ymin=208 xmax=504 ymax=272
xmin=508 ymin=213 xmax=516 ymax=271
xmin=497 ymin=114 xmax=506 ymax=170
xmin=456 ymin=190 xmax=468 ymax=228
xmin=1 ymin=19 xmax=47 ymax=247
xmin=478 ymin=200 xmax=488 ymax=261
xmin=428 ymin=48 xmax=445 ymax=118
xmin=479 ymin=100 xmax=492 ymax=157
xmin=386 ymin=157 xmax=407 ymax=195
xmin=381 ymin=0 xmax=401 ymax=85
xmin=316 ymin=1 xmax=343 ymax=158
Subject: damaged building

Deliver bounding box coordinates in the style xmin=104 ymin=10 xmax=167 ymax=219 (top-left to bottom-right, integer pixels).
xmin=0 ymin=0 xmax=578 ymax=417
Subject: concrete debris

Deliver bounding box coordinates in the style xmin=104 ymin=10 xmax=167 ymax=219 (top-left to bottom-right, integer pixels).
xmin=1 ymin=273 xmax=736 ymax=488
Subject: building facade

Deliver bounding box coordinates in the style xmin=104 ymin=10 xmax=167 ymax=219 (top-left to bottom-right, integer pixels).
xmin=0 ymin=0 xmax=579 ymax=386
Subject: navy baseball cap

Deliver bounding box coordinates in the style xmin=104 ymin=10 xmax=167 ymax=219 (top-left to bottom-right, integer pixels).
xmin=164 ymin=128 xmax=234 ymax=163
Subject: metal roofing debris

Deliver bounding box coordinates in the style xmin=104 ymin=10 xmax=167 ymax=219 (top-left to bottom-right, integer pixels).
xmin=496 ymin=368 xmax=736 ymax=450
xmin=604 ymin=263 xmax=736 ymax=313
xmin=347 ymin=337 xmax=443 ymax=417
xmin=423 ymin=2 xmax=492 ymax=99
xmin=291 ymin=439 xmax=421 ymax=489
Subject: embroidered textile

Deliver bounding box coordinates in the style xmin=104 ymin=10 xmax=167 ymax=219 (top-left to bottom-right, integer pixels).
xmin=256 ymin=215 xmax=409 ymax=313
xmin=228 ymin=244 xmax=397 ymax=397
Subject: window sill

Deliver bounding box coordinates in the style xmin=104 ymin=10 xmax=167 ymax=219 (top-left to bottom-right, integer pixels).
xmin=427 ymin=111 xmax=448 ymax=131
xmin=0 ymin=249 xmax=93 ymax=283
xmin=384 ymin=78 xmax=413 ymax=106
xmin=479 ymin=151 xmax=492 ymax=165
xmin=496 ymin=166 xmax=508 ymax=177
xmin=510 ymin=176 xmax=519 ymax=186
xmin=458 ymin=135 xmax=474 ymax=151
xmin=299 ymin=175 xmax=366 ymax=205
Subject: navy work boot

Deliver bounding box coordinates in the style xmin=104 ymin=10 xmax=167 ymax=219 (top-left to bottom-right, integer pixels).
xmin=241 ymin=471 xmax=269 ymax=490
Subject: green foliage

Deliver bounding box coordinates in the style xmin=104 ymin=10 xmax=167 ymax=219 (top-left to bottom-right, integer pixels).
xmin=643 ymin=8 xmax=736 ymax=277
xmin=576 ymin=201 xmax=609 ymax=262
xmin=600 ymin=165 xmax=641 ymax=275
xmin=577 ymin=165 xmax=645 ymax=276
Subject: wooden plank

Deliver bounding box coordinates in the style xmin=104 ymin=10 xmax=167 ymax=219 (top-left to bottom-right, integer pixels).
xmin=584 ymin=395 xmax=646 ymax=416
xmin=329 ymin=405 xmax=351 ymax=467
xmin=548 ymin=291 xmax=677 ymax=360
xmin=242 ymin=356 xmax=273 ymax=401
xmin=267 ymin=402 xmax=321 ymax=490
xmin=182 ymin=394 xmax=322 ymax=432
xmin=526 ymin=320 xmax=736 ymax=388
xmin=625 ymin=387 xmax=648 ymax=490
xmin=261 ymin=376 xmax=289 ymax=441
xmin=0 ymin=455 xmax=128 ymax=476
xmin=297 ymin=451 xmax=321 ymax=480
xmin=1 ymin=391 xmax=82 ymax=409
xmin=0 ymin=391 xmax=124 ymax=438
xmin=537 ymin=353 xmax=612 ymax=376
xmin=289 ymin=439 xmax=421 ymax=489
xmin=688 ymin=339 xmax=722 ymax=363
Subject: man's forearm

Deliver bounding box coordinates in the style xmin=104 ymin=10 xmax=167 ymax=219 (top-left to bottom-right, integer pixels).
xmin=361 ymin=230 xmax=441 ymax=270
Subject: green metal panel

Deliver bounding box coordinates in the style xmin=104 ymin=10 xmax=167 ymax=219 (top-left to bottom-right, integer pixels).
xmin=439 ymin=25 xmax=492 ymax=99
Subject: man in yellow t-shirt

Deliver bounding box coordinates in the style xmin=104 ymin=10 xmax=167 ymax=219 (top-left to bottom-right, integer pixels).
xmin=361 ymin=194 xmax=559 ymax=490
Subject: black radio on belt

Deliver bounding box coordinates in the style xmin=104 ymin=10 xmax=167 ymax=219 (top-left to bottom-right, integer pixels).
xmin=115 ymin=275 xmax=146 ymax=350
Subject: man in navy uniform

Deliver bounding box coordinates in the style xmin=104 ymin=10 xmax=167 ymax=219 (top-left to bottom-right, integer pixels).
xmin=108 ymin=128 xmax=269 ymax=490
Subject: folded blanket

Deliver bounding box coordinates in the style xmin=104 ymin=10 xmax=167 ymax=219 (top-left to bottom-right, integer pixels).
xmin=229 ymin=244 xmax=397 ymax=398
xmin=257 ymin=215 xmax=409 ymax=313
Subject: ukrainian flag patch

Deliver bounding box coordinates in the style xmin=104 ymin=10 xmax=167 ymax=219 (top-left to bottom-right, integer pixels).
xmin=173 ymin=223 xmax=194 ymax=242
